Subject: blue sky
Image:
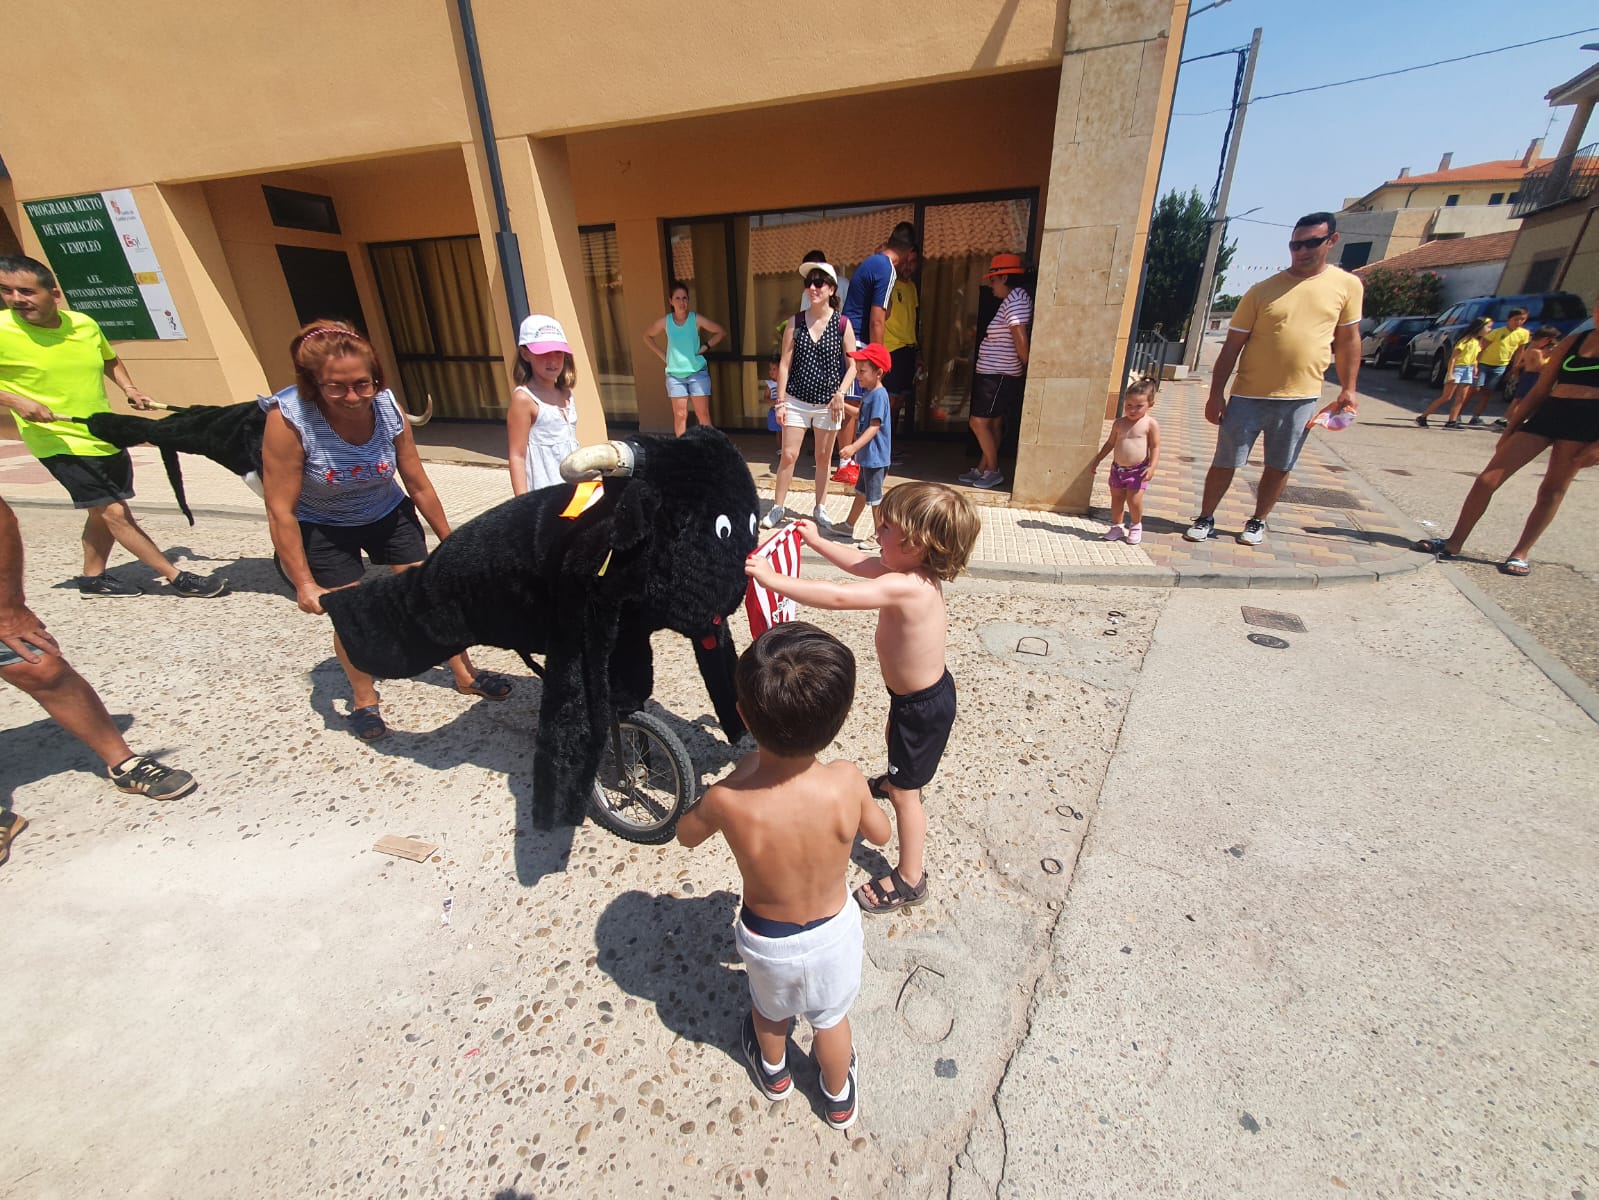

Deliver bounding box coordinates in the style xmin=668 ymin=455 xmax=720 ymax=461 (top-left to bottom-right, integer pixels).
xmin=1158 ymin=1 xmax=1599 ymax=291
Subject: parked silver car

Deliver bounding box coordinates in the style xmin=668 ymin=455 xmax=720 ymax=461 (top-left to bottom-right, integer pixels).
xmin=1360 ymin=316 xmax=1432 ymax=368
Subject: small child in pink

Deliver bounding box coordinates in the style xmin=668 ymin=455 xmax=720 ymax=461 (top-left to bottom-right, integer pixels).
xmin=1091 ymin=379 xmax=1160 ymax=544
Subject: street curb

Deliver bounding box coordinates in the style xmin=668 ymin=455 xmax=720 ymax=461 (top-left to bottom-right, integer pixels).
xmin=965 ymin=554 xmax=1426 ymax=590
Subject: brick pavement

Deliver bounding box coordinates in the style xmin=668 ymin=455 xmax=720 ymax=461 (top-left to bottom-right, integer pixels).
xmin=0 ymin=377 xmax=1427 ymax=587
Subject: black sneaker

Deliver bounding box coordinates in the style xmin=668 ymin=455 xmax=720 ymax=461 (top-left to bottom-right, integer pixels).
xmin=108 ymin=755 xmax=198 ymax=801
xmin=1183 ymin=515 xmax=1216 ymax=543
xmin=1414 ymin=415 xmax=1430 ymax=428
xmin=168 ymin=570 xmax=227 ymax=598
xmin=79 ymin=573 xmax=142 ymax=598
xmin=822 ymin=1049 xmax=859 ymax=1131
xmin=740 ymin=1013 xmax=793 ymax=1102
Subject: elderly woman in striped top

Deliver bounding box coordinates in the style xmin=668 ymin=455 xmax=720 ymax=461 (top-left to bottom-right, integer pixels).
xmin=261 ymin=321 xmax=512 ymax=742
xmin=963 ymin=254 xmax=1033 ymax=490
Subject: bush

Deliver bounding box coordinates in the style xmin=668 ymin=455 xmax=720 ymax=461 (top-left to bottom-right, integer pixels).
xmin=1362 ymin=268 xmax=1442 ymax=319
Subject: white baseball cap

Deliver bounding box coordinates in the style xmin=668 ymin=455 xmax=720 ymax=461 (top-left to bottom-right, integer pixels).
xmin=518 ymin=314 xmax=571 ymax=354
xmin=797 ymin=261 xmax=838 ymax=286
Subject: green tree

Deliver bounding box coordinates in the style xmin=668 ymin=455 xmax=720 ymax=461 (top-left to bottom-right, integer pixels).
xmin=1214 ymin=293 xmax=1242 ymax=312
xmin=1360 ymin=268 xmax=1443 ymax=319
xmin=1140 ymin=187 xmax=1237 ymax=335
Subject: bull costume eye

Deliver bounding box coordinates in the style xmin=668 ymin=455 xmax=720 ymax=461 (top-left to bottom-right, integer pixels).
xmin=715 ymin=514 xmax=732 ymax=539
xmin=748 ymin=514 xmax=757 ymax=536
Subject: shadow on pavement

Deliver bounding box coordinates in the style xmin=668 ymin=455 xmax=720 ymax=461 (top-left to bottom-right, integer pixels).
xmin=594 ymin=888 xmax=744 ymax=1054
xmin=0 ymin=711 xmax=135 ymax=806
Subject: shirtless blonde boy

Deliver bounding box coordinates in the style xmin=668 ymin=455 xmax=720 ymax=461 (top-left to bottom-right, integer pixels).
xmin=677 ymin=622 xmax=890 ymax=1130
xmin=1091 ymin=378 xmax=1161 ymax=544
xmin=744 ymin=481 xmax=980 ymax=916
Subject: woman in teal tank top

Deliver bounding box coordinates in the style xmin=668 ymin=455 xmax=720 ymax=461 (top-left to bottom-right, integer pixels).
xmin=642 ymin=280 xmax=727 ymax=436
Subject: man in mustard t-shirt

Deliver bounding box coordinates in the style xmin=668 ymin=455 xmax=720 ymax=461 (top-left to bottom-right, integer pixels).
xmin=0 ymin=255 xmax=225 ymax=598
xmin=1459 ymin=307 xmax=1529 ymax=425
xmin=1185 ymin=212 xmax=1363 ymax=547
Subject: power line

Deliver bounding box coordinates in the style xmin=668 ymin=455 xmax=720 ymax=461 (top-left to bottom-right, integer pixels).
xmin=1174 ymin=26 xmax=1599 ymax=116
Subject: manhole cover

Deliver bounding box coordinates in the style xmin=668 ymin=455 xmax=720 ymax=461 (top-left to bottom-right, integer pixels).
xmin=1247 ymin=633 xmax=1290 ymax=649
xmin=1253 ymin=483 xmax=1361 ymax=508
xmin=1240 ymin=606 xmax=1306 ymax=633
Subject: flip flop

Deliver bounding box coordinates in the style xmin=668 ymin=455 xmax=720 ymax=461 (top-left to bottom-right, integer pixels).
xmin=1415 ymin=538 xmax=1454 ymax=559
xmin=854 ymin=867 xmax=928 ymax=915
xmin=1499 ymin=558 xmax=1531 ymax=577
xmin=1 ymin=811 xmax=30 ymax=867
xmin=457 ymin=670 xmax=513 ymax=701
xmin=348 ymin=705 xmax=388 ymax=742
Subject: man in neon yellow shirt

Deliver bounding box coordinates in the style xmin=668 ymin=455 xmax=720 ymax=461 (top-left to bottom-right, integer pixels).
xmin=1459 ymin=307 xmax=1529 ymax=425
xmin=0 ymin=255 xmax=224 ymax=598
xmin=1187 ymin=213 xmax=1363 ymax=547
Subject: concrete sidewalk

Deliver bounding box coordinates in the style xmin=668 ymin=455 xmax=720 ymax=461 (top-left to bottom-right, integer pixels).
xmin=0 ymin=372 xmax=1426 ymax=590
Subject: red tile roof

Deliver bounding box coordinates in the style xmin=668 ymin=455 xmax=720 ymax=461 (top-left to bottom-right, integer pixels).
xmin=1377 ymin=158 xmax=1547 ymax=188
xmin=1353 ymin=230 xmax=1517 ymax=276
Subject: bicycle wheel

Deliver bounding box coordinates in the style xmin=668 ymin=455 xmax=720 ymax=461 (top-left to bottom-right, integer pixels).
xmin=586 ymin=709 xmax=696 ymax=844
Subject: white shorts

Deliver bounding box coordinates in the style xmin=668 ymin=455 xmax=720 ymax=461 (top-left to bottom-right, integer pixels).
xmin=734 ymin=900 xmax=863 ymax=1030
xmin=781 ymin=396 xmax=841 ymax=432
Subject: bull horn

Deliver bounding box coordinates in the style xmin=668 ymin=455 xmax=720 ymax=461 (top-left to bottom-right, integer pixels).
xmin=404 ymin=393 xmax=434 ymax=428
xmin=560 ymin=440 xmax=637 ymax=481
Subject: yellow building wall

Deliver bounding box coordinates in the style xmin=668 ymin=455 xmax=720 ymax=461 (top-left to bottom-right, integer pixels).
xmin=1560 ymin=208 xmax=1599 ymax=303
xmin=1366 ymin=182 xmax=1521 ymax=210
xmin=1501 ymin=207 xmax=1591 ymax=294
xmin=473 ymin=0 xmax=1066 ymax=136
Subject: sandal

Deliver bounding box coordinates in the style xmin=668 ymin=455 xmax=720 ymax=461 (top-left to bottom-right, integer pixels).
xmin=0 ymin=811 xmax=28 ymax=868
xmin=1499 ymin=558 xmax=1531 ymax=577
xmin=867 ymin=773 xmax=894 ymax=801
xmin=348 ymin=705 xmax=388 ymax=742
xmin=854 ymin=867 xmax=928 ymax=915
xmin=457 ymin=670 xmax=513 ymax=701
xmin=1415 ymin=538 xmax=1454 ymax=559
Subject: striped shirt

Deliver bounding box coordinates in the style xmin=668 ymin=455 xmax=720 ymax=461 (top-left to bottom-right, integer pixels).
xmin=261 ymin=385 xmax=407 ymax=526
xmin=975 ymin=288 xmax=1032 ymax=377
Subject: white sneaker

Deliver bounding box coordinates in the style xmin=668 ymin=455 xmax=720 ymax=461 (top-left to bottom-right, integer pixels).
xmin=1183 ymin=515 xmax=1215 ymax=542
xmin=1237 ymin=518 xmax=1266 ymax=546
xmin=1103 ymin=523 xmax=1126 ymax=542
xmin=1126 ymin=524 xmax=1143 ymax=545
xmin=760 ymin=504 xmax=787 ymax=529
xmin=811 ymin=507 xmax=836 ymax=533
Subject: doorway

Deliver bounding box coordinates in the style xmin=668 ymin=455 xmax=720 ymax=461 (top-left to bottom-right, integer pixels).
xmin=275 ymin=245 xmax=369 ymax=333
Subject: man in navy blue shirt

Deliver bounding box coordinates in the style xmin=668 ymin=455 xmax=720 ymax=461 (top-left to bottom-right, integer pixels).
xmin=842 ymin=224 xmax=916 ymax=347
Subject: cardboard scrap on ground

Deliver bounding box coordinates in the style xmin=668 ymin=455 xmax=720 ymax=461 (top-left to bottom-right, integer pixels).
xmin=373 ymin=835 xmax=438 ymax=862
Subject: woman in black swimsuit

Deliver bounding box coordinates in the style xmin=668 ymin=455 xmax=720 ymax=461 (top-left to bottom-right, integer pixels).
xmin=1418 ymin=290 xmax=1599 ymax=576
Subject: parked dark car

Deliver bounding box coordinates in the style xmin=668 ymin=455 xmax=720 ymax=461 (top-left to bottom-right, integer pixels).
xmin=1360 ymin=316 xmax=1432 ymax=368
xmin=1401 ymin=292 xmax=1590 ymax=387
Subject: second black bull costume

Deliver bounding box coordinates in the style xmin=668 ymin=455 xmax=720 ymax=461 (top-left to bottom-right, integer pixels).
xmin=90 ymin=407 xmax=761 ymax=828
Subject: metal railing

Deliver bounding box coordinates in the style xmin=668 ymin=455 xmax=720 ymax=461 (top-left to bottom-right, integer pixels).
xmin=1127 ymin=329 xmax=1173 ymax=393
xmin=1512 ymin=144 xmax=1599 ymax=218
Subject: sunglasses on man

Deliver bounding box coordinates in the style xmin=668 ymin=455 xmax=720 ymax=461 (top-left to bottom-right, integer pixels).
xmin=1288 ymin=234 xmax=1331 ymax=252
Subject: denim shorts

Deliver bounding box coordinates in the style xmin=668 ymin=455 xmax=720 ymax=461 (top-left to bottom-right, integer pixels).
xmin=1477 ymin=364 xmax=1507 ymax=390
xmin=855 ymin=464 xmax=887 ymax=506
xmin=0 ymin=640 xmax=46 ymax=669
xmin=665 ymin=368 xmax=712 ymax=398
xmin=1213 ymin=395 xmax=1317 ymax=472
xmin=1451 ymin=365 xmax=1476 ymax=385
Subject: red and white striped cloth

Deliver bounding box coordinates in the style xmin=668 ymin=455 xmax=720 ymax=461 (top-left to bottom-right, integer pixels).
xmin=745 ymin=525 xmax=803 ymax=639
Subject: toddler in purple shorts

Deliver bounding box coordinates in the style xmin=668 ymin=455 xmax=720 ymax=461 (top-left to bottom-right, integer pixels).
xmin=1091 ymin=379 xmax=1161 ymax=545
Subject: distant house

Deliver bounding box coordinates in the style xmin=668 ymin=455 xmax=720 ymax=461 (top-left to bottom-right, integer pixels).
xmin=1500 ymin=60 xmax=1599 ymax=300
xmin=1351 ymin=230 xmax=1515 ymax=306
xmin=1335 ymin=142 xmax=1546 ymax=269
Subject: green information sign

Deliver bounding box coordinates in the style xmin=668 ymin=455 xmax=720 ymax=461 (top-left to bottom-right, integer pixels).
xmin=23 ymin=189 xmax=186 ymax=341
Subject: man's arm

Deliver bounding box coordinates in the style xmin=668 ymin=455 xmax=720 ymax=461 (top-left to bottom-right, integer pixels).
xmin=0 ymin=388 xmax=58 ymax=423
xmin=1207 ymin=329 xmax=1249 ymax=425
xmin=869 ymin=306 xmax=887 ymax=347
xmin=103 ymin=357 xmax=154 ymax=410
xmin=0 ymin=495 xmax=61 ymax=662
xmin=1330 ymin=323 xmax=1361 ymax=413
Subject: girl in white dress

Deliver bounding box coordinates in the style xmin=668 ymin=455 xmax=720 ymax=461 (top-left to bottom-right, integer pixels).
xmin=506 ymin=313 xmax=581 ymax=495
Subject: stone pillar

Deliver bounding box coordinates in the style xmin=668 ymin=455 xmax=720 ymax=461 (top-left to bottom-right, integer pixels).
xmin=462 ymin=134 xmax=608 ymax=444
xmin=613 ymin=217 xmax=672 ymax=433
xmin=1012 ymin=0 xmax=1188 ymax=512
xmin=1555 ymin=98 xmax=1594 ymax=160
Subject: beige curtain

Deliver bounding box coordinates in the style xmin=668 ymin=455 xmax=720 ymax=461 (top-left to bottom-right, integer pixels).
xmin=580 ymin=227 xmax=636 ymax=420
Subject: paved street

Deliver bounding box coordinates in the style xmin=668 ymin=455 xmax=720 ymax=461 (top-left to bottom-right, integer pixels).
xmin=1 ymin=397 xmax=1595 ymax=1198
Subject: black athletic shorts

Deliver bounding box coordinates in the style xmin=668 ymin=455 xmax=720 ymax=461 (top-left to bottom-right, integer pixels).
xmin=970 ymin=373 xmax=1024 ymax=420
xmin=884 ymin=345 xmax=918 ymax=395
xmin=885 ymin=670 xmax=956 ymax=791
xmin=41 ymin=450 xmax=135 ymax=508
xmin=299 ymin=497 xmax=427 ymax=588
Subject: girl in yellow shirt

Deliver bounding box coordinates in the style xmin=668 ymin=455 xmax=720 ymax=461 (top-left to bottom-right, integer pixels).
xmin=1417 ymin=316 xmax=1492 ymax=428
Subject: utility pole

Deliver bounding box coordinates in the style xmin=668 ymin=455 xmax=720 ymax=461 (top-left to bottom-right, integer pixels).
xmin=1185 ymin=25 xmax=1261 ymax=371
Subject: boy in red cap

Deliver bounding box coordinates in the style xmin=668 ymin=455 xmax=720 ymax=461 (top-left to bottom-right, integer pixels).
xmin=836 ymin=343 xmax=893 ymax=543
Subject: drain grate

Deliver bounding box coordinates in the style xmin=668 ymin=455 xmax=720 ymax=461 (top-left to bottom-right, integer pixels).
xmin=1241 ymin=606 xmax=1306 ymax=633
xmin=1253 ymin=483 xmax=1362 ymax=508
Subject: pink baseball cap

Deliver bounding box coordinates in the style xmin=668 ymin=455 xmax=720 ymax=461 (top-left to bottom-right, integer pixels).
xmin=518 ymin=314 xmax=571 ymax=355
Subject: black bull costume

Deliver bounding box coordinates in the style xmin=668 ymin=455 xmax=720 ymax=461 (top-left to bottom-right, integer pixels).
xmin=86 ymin=405 xmax=761 ymax=829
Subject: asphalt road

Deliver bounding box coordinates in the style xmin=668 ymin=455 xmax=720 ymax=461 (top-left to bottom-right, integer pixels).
xmin=1321 ymin=362 xmax=1599 ymax=691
